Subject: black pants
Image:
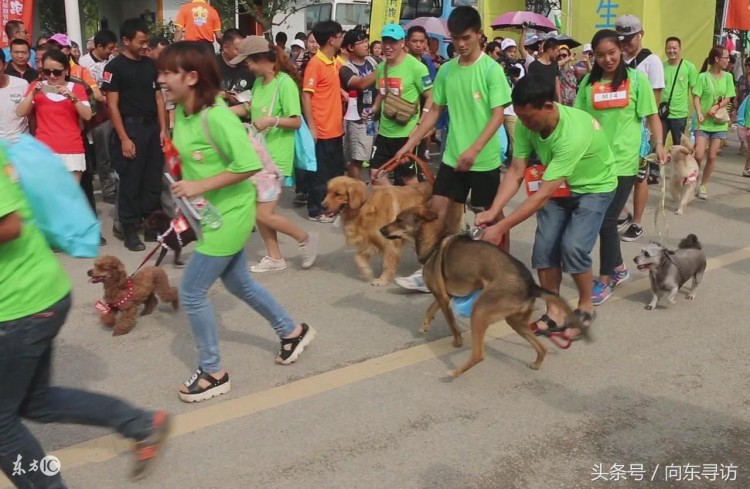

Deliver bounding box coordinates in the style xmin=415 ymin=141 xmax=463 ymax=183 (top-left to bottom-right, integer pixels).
xmin=111 ymin=119 xmax=164 ymax=226
xmin=81 ymin=138 xmax=96 ymax=212
xmin=599 ymin=175 xmax=637 ymax=276
xmin=307 ymin=136 xmax=345 ymax=218
xmin=662 ymin=117 xmax=688 ymax=145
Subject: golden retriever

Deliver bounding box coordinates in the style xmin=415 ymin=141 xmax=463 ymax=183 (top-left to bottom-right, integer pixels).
xmin=321 ymin=176 xmax=432 ymax=285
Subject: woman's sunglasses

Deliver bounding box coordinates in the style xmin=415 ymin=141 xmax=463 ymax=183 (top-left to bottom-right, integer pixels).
xmin=558 ymin=53 xmax=569 ymax=60
xmin=41 ymin=68 xmax=66 ymax=77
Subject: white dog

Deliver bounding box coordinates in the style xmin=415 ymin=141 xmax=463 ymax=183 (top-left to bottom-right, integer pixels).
xmin=646 ymin=134 xmax=700 ymax=215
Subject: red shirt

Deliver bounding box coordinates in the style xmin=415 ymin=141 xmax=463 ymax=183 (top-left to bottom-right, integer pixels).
xmin=26 ymin=81 xmax=89 ymax=154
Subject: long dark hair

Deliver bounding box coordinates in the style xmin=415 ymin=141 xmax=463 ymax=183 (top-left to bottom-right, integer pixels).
xmin=158 ymin=42 xmax=221 ymax=114
xmin=42 ymin=48 xmax=71 ymax=81
xmin=586 ymin=29 xmax=629 ymax=90
xmin=248 ymin=43 xmax=301 ymax=88
xmin=700 ymin=45 xmax=727 ymax=73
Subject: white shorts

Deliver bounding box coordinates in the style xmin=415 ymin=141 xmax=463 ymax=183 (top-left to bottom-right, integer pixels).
xmin=343 ymin=120 xmax=375 ymax=162
xmin=58 ymin=153 xmax=86 ymax=172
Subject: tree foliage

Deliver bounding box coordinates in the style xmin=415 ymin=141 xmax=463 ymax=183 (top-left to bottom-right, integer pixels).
xmin=525 ymin=0 xmax=561 ymax=17
xmin=210 ymin=0 xmax=313 ymax=34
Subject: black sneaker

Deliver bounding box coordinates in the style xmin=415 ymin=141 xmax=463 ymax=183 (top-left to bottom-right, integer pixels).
xmin=276 ymin=323 xmax=316 ymax=365
xmin=621 ymin=224 xmax=643 ymax=242
xmin=293 ymin=192 xmax=308 ymax=207
xmin=617 ymin=212 xmax=632 ymax=231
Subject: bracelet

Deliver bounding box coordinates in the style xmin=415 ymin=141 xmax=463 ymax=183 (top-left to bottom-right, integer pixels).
xmin=422 ymin=108 xmax=430 ymax=113
xmin=273 ymin=116 xmax=280 ymax=128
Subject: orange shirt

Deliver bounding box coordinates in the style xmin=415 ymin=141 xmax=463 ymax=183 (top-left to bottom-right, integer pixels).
xmin=303 ymin=51 xmax=343 ymax=139
xmin=175 ymin=0 xmax=221 ymax=43
xmin=69 ymin=62 xmax=97 ymax=88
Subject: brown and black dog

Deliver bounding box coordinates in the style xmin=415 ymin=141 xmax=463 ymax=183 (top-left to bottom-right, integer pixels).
xmin=381 ymin=206 xmax=586 ymax=377
xmin=144 ymin=210 xmax=196 ymax=267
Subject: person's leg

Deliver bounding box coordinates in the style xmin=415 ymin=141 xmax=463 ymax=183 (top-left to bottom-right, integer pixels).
xmin=598 ymin=176 xmax=636 ymax=286
xmin=699 ymin=134 xmax=724 ymax=195
xmin=621 ymin=160 xmax=648 ymax=242
xmin=672 ymin=118 xmax=688 ymax=146
xmin=141 ymin=123 xmax=166 ymax=240
xmin=112 ymin=122 xmax=146 ymax=251
xmin=562 ymin=191 xmax=613 ymax=323
xmin=93 ymin=121 xmax=117 ymax=203
xmin=744 ymin=130 xmax=750 ymax=175
xmin=251 ymin=200 xmax=311 ymax=272
xmin=530 ymin=199 xmax=570 ymax=328
xmin=221 ymin=249 xmax=316 ymax=364
xmin=308 ymin=137 xmax=345 ymax=219
xmin=469 ymin=166 xmax=506 ymax=250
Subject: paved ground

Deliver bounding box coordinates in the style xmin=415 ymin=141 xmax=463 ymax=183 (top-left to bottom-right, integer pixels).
xmin=3 ymin=139 xmax=750 ymax=489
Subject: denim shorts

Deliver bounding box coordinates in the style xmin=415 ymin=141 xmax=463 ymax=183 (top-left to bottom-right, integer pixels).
xmin=532 ymin=192 xmax=614 ymax=274
xmin=695 ymin=130 xmax=727 ymax=140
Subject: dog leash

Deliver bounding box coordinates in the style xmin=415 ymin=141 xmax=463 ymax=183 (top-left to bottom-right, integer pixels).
xmin=373 ymin=153 xmax=436 ymax=185
xmin=131 ymin=244 xmax=163 ymax=279
xmin=130 ymin=216 xmax=190 ymax=278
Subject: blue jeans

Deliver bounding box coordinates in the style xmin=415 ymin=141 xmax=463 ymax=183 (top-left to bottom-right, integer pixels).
xmin=180 ymin=249 xmax=296 ymax=373
xmin=532 ymin=192 xmax=614 ymax=274
xmin=0 ymin=294 xmax=153 ymax=489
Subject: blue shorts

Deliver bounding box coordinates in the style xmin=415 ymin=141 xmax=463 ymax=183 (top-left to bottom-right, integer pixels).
xmin=695 ymin=130 xmax=727 ymax=140
xmin=532 ymin=192 xmax=614 ymax=274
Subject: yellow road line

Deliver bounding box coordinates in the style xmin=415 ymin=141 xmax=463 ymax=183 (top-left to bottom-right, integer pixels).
xmin=2 ymin=245 xmax=749 ymax=486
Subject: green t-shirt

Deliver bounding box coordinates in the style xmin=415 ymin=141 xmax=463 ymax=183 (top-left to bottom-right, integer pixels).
xmin=513 ymin=104 xmax=617 ymax=194
xmin=250 ymin=73 xmax=302 ymax=177
xmin=662 ymin=59 xmax=698 ymax=119
xmin=0 ymin=152 xmax=71 ymax=322
xmin=174 ymin=99 xmax=263 ymax=257
xmin=432 ymin=54 xmax=512 ymax=171
xmin=693 ymin=71 xmax=736 ymax=132
xmin=376 ymin=54 xmax=432 ymax=138
xmin=574 ymin=69 xmax=656 ymax=177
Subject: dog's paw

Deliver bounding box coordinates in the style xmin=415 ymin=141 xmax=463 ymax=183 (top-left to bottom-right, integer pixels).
xmin=675 ymin=208 xmax=684 ymax=215
xmin=668 ymin=297 xmax=677 ymax=304
xmin=419 ymin=323 xmax=430 ymax=334
xmin=370 ymin=277 xmax=390 ymax=287
xmin=528 ymin=362 xmax=542 ymax=370
xmin=686 ymin=293 xmax=696 ymax=301
xmin=644 ymin=304 xmax=654 ymax=310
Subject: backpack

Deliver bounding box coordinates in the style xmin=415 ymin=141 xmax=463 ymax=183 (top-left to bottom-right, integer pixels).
xmin=0 ymin=135 xmax=100 ymax=257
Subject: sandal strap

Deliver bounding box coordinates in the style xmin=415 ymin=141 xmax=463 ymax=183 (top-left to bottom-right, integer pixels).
xmin=280 ymin=324 xmax=308 ymax=347
xmin=183 ymin=368 xmax=223 ymax=394
xmin=531 ymin=314 xmax=566 ymax=336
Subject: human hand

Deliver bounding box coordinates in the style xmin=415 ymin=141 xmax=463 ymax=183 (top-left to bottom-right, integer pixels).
xmin=656 ymin=144 xmax=667 ymax=165
xmin=456 ymin=147 xmax=478 ymax=172
xmin=122 ymin=139 xmax=136 ymax=159
xmin=171 ymin=180 xmax=204 ymax=199
xmin=253 ymin=116 xmax=275 ymax=132
xmin=474 ymin=209 xmax=500 ymax=229
xmin=480 ymin=221 xmax=508 ymax=246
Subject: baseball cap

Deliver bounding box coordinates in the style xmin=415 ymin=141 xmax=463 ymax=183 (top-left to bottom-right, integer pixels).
xmin=290 ymin=39 xmax=305 ymax=50
xmin=343 ymin=29 xmax=367 ymax=48
xmin=615 ymin=14 xmax=643 ymax=40
xmin=582 ymin=43 xmax=592 ymax=53
xmin=500 ymin=38 xmax=517 ymax=51
xmin=49 ymin=33 xmax=71 ymax=47
xmin=381 ymin=23 xmax=405 ymax=41
xmin=229 ymin=36 xmax=271 ymax=66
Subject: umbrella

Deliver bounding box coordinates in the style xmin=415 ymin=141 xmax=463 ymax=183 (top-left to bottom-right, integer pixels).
xmin=554 ymin=35 xmax=581 ymax=49
xmin=405 ymin=17 xmax=450 ymax=38
xmin=491 ymin=11 xmax=557 ymax=33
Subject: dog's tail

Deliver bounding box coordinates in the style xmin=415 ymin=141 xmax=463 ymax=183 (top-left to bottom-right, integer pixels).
xmin=678 ymin=233 xmax=702 ymax=250
xmin=531 ymin=285 xmax=591 ymax=342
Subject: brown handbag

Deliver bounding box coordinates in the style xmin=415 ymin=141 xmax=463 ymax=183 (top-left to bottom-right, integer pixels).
xmin=381 ymin=62 xmax=419 ymax=125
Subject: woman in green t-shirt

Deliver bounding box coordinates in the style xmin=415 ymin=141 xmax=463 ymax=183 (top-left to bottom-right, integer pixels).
xmin=692 ymin=45 xmax=735 ymax=199
xmin=161 ymin=42 xmax=316 ymax=403
xmin=574 ymin=29 xmax=663 ymax=306
xmin=229 ymin=38 xmax=318 ymax=273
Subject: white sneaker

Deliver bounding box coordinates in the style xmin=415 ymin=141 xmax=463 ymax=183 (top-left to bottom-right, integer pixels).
xmin=250 ymin=256 xmax=287 ymax=273
xmin=394 ymin=268 xmax=430 ymax=293
xmin=308 ymin=214 xmax=335 ymax=223
xmin=300 ymin=232 xmax=318 ymax=269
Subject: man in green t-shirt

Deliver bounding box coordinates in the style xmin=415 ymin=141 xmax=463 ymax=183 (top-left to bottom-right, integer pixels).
xmin=392 ymin=6 xmax=511 ymax=292
xmin=369 ymin=23 xmax=433 ymax=187
xmin=475 ymin=75 xmax=617 ymax=339
xmin=662 ymin=37 xmax=698 ymax=145
xmin=0 ymin=150 xmax=169 ymax=486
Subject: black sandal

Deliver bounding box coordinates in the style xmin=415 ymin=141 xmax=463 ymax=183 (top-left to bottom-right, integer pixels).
xmin=178 ymin=367 xmax=231 ymax=403
xmin=529 ymin=314 xmax=566 ymax=337
xmin=567 ymin=309 xmax=597 ymax=341
xmin=276 ymin=323 xmax=316 ymax=365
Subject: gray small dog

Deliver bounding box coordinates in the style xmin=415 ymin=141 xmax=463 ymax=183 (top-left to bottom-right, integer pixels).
xmin=633 ymin=234 xmax=707 ymax=310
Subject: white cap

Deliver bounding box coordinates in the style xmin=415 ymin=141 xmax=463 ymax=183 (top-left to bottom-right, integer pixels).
xmin=500 ymin=38 xmax=517 ymax=51
xmin=290 ymin=39 xmax=305 ymax=50
xmin=582 ymin=43 xmax=592 ymax=53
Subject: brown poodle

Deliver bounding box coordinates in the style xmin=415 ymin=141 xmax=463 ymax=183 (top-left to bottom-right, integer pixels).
xmin=87 ymin=255 xmax=179 ymax=336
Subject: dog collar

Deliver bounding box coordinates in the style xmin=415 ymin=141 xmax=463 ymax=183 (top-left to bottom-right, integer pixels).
xmin=95 ymin=279 xmax=134 ymax=314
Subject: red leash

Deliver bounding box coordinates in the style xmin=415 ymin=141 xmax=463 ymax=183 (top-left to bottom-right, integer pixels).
xmin=130 ymin=243 xmax=163 ymax=278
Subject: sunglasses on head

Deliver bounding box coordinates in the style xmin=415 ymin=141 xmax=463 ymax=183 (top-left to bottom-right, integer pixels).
xmin=42 ymin=68 xmax=66 ymax=77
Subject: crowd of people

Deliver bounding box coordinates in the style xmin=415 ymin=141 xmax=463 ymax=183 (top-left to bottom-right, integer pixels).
xmin=2 ymin=1 xmax=750 ymax=486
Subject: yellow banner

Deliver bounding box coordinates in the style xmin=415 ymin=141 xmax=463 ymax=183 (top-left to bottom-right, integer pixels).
xmin=369 ymin=0 xmax=402 ymax=41
xmin=562 ymin=0 xmax=714 ymax=69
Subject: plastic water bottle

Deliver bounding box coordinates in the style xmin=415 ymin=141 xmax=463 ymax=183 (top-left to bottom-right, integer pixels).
xmin=190 ymin=196 xmax=223 ymax=229
xmin=364 ymin=108 xmax=376 ymax=136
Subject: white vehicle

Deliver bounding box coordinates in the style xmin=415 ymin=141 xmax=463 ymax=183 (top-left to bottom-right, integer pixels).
xmin=274 ymin=0 xmax=371 ymax=36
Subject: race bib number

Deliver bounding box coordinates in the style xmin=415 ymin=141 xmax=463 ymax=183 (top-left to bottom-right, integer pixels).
xmin=592 ymin=80 xmax=631 ymax=110
xmin=172 ymin=216 xmax=189 ymax=234
xmin=524 ymin=165 xmax=571 ymax=198
xmin=94 ymin=301 xmax=111 ymax=314
xmin=380 ymin=77 xmax=402 ymax=97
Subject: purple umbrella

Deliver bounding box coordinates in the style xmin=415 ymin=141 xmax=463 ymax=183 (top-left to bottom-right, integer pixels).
xmin=491 ymin=11 xmax=557 ymax=33
xmin=405 ymin=17 xmax=450 ymax=38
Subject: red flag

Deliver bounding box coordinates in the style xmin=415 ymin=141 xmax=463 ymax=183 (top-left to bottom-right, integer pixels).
xmin=1 ymin=0 xmax=35 ymax=47
xmin=725 ymin=0 xmax=750 ymax=31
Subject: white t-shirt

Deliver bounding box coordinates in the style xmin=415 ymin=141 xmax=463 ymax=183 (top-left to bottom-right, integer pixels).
xmin=0 ymin=76 xmax=30 ymax=140
xmin=504 ymin=63 xmax=525 ymax=116
xmin=625 ymin=52 xmax=665 ymax=90
xmin=78 ymin=52 xmax=109 ymax=87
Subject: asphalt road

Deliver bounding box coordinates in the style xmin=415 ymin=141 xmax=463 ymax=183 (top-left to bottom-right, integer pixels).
xmin=2 ymin=140 xmax=750 ymax=489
